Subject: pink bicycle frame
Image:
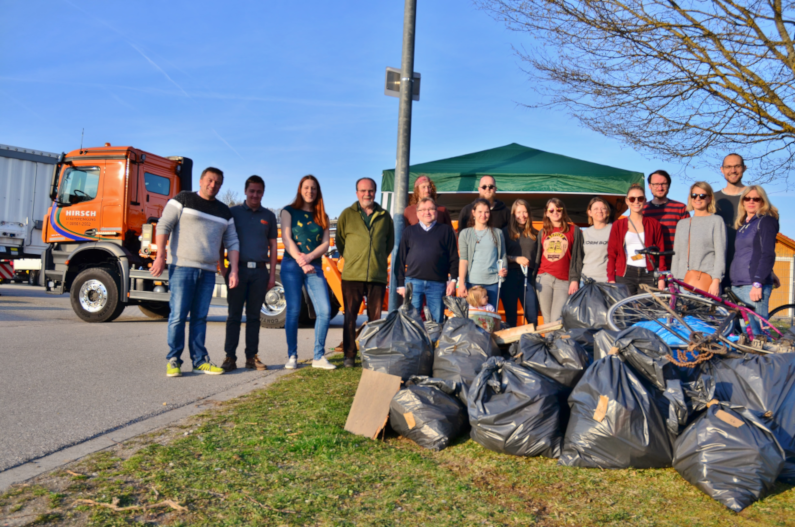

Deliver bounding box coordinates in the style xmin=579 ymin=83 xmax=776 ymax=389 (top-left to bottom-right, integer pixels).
xmin=662 ymin=273 xmax=782 ymax=340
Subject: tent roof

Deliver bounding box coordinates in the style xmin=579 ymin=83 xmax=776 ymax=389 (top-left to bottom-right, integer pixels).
xmin=381 ymin=143 xmax=643 ymax=195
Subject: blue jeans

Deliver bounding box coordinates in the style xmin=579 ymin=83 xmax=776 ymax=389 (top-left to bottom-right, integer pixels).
xmin=405 ymin=277 xmax=446 ymax=323
xmin=167 ymin=265 xmax=217 ymax=367
xmin=282 ymin=257 xmax=331 ymax=360
xmin=731 ymin=284 xmax=773 ymax=336
xmin=467 ymin=282 xmax=499 ymax=311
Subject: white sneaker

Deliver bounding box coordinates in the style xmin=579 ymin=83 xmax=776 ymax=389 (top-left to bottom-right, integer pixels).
xmin=312 ymin=357 xmax=337 ymax=370
xmin=284 ymin=356 xmax=298 ymax=369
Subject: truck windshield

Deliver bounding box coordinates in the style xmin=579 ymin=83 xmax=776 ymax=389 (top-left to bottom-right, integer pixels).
xmin=58 ymin=167 xmax=100 ymax=205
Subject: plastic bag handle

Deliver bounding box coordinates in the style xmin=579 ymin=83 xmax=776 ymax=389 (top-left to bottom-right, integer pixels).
xmin=402 ymin=282 xmax=413 ymax=308
xmin=443 ymin=295 xmax=468 ymax=318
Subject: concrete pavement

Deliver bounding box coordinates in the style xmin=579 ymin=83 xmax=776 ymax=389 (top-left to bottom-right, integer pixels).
xmin=0 ymin=283 xmax=347 ymax=482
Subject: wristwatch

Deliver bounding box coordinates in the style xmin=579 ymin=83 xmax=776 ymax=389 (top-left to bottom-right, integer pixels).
xmin=752 ymin=282 xmax=763 ymax=289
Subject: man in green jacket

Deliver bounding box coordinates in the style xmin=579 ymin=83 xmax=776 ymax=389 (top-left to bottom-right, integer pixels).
xmin=336 ymin=177 xmax=395 ymax=368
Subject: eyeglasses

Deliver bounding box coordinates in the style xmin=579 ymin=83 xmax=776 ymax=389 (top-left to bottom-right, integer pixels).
xmin=480 ymin=185 xmax=496 ymax=190
xmin=416 ymin=208 xmax=436 ymax=213
xmin=691 ymin=193 xmax=708 ymax=200
xmin=743 ymin=196 xmax=763 ymax=203
xmin=723 ymin=164 xmax=744 ymax=170
xmin=627 ymin=196 xmax=646 ymax=203
xmin=547 ymin=208 xmax=563 ymax=214
xmin=649 ymin=183 xmax=669 ymax=188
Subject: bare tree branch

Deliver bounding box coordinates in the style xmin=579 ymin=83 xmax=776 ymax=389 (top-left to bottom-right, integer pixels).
xmin=477 ymin=0 xmax=795 ymax=184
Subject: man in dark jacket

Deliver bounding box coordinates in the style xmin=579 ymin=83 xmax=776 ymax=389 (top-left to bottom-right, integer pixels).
xmin=336 ymin=177 xmax=395 ymax=368
xmin=395 ymin=197 xmax=459 ymax=323
xmin=457 ymin=175 xmax=510 ymax=232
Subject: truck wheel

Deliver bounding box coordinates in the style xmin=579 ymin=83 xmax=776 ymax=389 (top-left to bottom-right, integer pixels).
xmin=139 ymin=302 xmax=171 ymax=319
xmin=260 ymin=267 xmax=287 ymax=328
xmin=28 ymin=270 xmax=40 ymax=286
xmin=70 ymin=268 xmax=125 ymax=322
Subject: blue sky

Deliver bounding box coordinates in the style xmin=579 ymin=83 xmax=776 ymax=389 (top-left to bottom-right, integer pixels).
xmin=2 ymin=0 xmax=792 ymax=232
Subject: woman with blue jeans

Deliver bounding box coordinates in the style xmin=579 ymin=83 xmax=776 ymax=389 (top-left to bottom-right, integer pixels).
xmin=280 ymin=175 xmax=335 ymax=370
xmin=457 ymin=198 xmax=508 ymax=308
xmin=729 ymin=185 xmax=780 ymax=336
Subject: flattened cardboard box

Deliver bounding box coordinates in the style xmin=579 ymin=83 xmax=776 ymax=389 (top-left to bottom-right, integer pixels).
xmin=344 ymin=369 xmax=402 ymax=439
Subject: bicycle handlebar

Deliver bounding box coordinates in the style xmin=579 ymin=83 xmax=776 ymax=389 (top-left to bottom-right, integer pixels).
xmin=636 ymin=246 xmax=675 ymax=258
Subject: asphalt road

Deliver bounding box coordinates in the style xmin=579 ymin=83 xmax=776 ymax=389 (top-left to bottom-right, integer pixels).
xmin=0 ymin=283 xmax=347 ymax=473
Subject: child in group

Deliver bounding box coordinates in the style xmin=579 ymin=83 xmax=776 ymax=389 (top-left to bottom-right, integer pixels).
xmin=467 ymin=285 xmax=496 ymax=312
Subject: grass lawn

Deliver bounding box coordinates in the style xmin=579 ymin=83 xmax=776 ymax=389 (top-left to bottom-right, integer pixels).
xmin=2 ymin=355 xmax=794 ymax=526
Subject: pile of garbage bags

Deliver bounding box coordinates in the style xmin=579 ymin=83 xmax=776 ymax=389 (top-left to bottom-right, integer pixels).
xmin=359 ymin=290 xmax=795 ymax=512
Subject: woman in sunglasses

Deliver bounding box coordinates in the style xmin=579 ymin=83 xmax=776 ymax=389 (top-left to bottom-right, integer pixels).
xmin=532 ymin=198 xmax=584 ymax=323
xmin=607 ymin=184 xmax=667 ymax=295
xmin=457 ymin=198 xmax=508 ymax=308
xmin=729 ymin=185 xmax=780 ymax=335
xmin=671 ymin=182 xmax=726 ymax=296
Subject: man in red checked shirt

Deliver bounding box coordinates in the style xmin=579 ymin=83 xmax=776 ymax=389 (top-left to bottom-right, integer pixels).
xmin=642 ymin=170 xmax=690 ymax=268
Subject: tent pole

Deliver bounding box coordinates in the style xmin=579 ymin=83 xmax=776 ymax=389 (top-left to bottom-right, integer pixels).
xmin=388 ymin=0 xmax=417 ymax=313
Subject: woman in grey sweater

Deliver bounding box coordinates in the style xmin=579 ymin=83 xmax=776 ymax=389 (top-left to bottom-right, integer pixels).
xmin=671 ymin=182 xmax=726 ymax=296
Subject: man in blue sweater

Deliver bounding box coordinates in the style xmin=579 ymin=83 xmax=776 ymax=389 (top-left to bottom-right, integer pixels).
xmin=395 ymin=197 xmax=459 ymax=322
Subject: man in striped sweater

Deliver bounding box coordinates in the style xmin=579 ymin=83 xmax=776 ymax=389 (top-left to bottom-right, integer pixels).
xmin=151 ymin=167 xmax=240 ymax=377
xmin=642 ymin=169 xmax=689 ymax=268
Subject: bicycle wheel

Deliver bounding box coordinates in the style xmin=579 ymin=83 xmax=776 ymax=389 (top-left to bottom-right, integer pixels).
xmin=768 ymin=303 xmax=795 ymax=319
xmin=607 ymin=292 xmax=732 ymax=348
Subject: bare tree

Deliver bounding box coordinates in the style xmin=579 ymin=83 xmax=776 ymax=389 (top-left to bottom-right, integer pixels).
xmin=219 ymin=188 xmax=242 ymax=207
xmin=477 ymin=0 xmax=795 ymax=184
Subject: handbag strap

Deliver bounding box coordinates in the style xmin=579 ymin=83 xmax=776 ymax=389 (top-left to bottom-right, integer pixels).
xmin=626 ymin=216 xmax=646 ymax=264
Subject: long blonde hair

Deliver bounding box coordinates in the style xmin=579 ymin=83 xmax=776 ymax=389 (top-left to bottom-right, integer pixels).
xmin=735 ymin=185 xmax=779 ymax=228
xmin=686 ymin=181 xmax=716 ymax=214
xmin=508 ymin=199 xmax=537 ymax=240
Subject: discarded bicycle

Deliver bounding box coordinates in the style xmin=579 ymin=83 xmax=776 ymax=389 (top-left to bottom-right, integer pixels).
xmin=607 ymin=247 xmax=794 ymax=359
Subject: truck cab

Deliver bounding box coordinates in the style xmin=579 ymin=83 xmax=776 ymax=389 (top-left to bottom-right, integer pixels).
xmin=43 ymin=144 xmax=192 ymax=321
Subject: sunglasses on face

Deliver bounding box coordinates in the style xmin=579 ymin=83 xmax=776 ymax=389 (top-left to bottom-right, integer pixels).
xmin=743 ymin=196 xmax=763 ymax=203
xmin=627 ymin=196 xmax=646 ymax=203
xmin=547 ymin=209 xmax=563 ymax=214
xmin=691 ymin=193 xmax=708 ymax=200
xmin=480 ymin=185 xmax=496 ymax=190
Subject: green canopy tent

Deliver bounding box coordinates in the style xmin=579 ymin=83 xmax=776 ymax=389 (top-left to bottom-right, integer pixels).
xmin=381 ymin=143 xmax=644 ymax=224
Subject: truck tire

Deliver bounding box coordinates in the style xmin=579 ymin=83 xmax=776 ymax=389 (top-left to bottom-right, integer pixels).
xmin=70 ymin=267 xmax=125 ymax=322
xmin=28 ymin=270 xmax=40 ymax=286
xmin=139 ymin=302 xmax=171 ymax=319
xmin=259 ymin=266 xmax=341 ymax=329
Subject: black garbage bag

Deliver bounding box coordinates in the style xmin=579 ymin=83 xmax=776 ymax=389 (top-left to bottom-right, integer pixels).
xmin=358 ymin=283 xmax=433 ymax=380
xmin=389 ymin=376 xmax=468 ymax=451
xmin=561 ymin=278 xmax=631 ymax=330
xmin=673 ymin=402 xmax=785 ymax=512
xmin=559 ymin=355 xmax=674 ymax=468
xmin=611 ymin=326 xmax=693 ymax=435
xmin=708 ymin=353 xmax=795 ymax=482
xmin=468 ymin=357 xmax=564 ymax=458
xmin=422 ymin=306 xmax=443 ymax=345
xmin=433 ymin=297 xmax=498 ymax=396
xmin=555 ymin=328 xmax=599 ymax=358
xmin=592 ymin=329 xmax=621 ymax=360
xmin=510 ymin=332 xmax=591 ymax=388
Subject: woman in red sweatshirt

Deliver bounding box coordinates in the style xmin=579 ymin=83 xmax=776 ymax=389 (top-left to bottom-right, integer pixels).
xmin=607 ymin=184 xmax=667 ymax=295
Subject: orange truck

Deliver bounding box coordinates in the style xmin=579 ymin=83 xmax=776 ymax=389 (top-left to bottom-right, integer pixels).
xmin=42 ymin=144 xmax=346 ymax=326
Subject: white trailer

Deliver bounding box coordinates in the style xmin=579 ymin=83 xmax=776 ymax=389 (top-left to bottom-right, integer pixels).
xmin=0 ymin=144 xmax=61 ymax=284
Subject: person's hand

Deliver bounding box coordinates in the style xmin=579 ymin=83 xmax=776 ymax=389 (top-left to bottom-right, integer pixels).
xmin=446 ymin=281 xmax=456 ymax=296
xmin=228 ymin=270 xmax=239 ymax=289
xmin=457 ymin=284 xmax=468 ymax=298
xmin=751 ymin=286 xmax=763 ymax=302
xmin=267 ymin=275 xmax=276 ymax=292
xmin=396 ymin=287 xmax=406 ymax=297
xmin=295 ymin=254 xmax=308 ymax=267
xmin=498 ymin=268 xmax=508 ymax=278
xmin=772 ymin=273 xmax=781 ymax=289
xmin=218 ymin=263 xmax=228 ymax=278
xmin=150 ymin=257 xmax=166 ymax=277
xmin=657 ymin=278 xmax=666 ymax=291
xmin=516 ymin=256 xmax=530 ymax=267
xmin=708 ymin=280 xmax=721 ymax=297
xmin=608 ymin=281 xmax=615 ymax=284
xmin=302 ymin=264 xmax=316 ymax=274
xmin=568 ymin=281 xmax=579 ymax=295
